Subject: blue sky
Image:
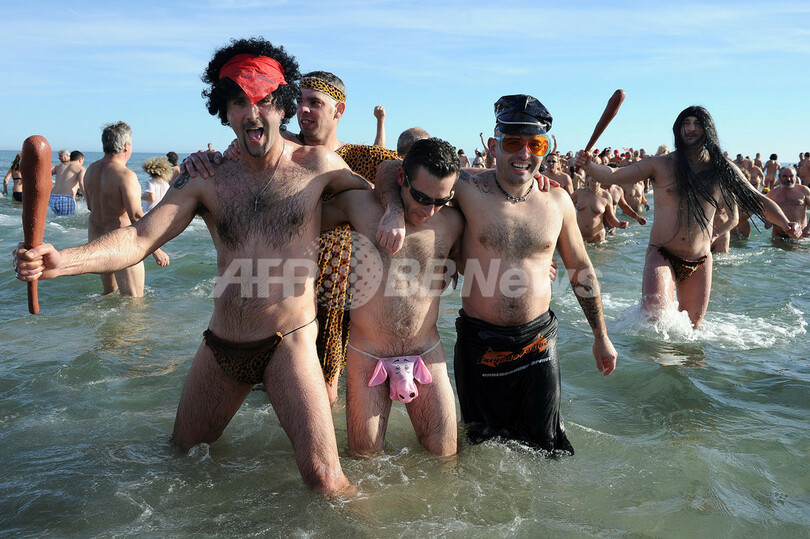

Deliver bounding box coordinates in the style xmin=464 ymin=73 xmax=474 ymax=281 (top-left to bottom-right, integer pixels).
xmin=3 ymin=1 xmax=809 ymax=162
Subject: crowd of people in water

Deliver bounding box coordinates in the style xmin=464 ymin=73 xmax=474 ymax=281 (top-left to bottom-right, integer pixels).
xmin=8 ymin=36 xmax=810 ymax=497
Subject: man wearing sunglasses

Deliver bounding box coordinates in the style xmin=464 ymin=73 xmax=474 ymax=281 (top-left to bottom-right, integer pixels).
xmin=321 ymin=137 xmax=463 ymax=457
xmin=377 ymin=94 xmax=618 ymax=454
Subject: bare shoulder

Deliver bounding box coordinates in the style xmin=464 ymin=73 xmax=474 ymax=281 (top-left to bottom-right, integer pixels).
xmin=291 ymin=144 xmax=346 ymax=172
xmin=549 ymin=185 xmax=574 ymax=207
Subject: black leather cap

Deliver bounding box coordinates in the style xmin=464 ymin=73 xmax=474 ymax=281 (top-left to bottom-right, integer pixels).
xmin=494 ymin=94 xmax=552 ymax=135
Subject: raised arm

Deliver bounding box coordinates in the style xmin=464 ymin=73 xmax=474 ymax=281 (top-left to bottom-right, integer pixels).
xmin=552 ymin=188 xmax=617 ymax=375
xmin=373 ymin=106 xmax=386 ymax=148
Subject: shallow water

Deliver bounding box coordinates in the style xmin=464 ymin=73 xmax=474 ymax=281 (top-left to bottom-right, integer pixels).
xmin=1 ymin=150 xmax=808 ymax=537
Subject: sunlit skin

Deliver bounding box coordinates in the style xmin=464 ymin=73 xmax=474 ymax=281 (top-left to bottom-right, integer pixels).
xmin=488 ymin=132 xmax=542 ymax=191
xmin=397 ymin=166 xmax=456 ymax=226
xmin=575 ymin=114 xmax=800 ymax=328
xmin=766 ymin=168 xmax=810 ymax=238
xmin=296 ymin=88 xmax=344 ymax=149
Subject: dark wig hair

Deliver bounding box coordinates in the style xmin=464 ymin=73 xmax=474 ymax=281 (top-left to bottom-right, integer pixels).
xmin=403 ymin=137 xmax=460 ymax=179
xmin=202 ymin=37 xmax=301 ymax=126
xmin=672 ymin=105 xmax=764 ymax=235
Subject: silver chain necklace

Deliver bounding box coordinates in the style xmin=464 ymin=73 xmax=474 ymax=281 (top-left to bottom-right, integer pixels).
xmin=494 ymin=177 xmax=533 ymax=203
xmin=241 ymin=139 xmax=285 ymax=212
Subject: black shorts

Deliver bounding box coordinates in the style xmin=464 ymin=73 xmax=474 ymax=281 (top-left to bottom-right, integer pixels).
xmin=454 ymin=309 xmax=573 ymax=454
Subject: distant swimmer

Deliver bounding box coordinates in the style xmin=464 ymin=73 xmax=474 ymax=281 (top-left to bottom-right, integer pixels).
xmin=141 ymin=156 xmax=173 ymax=213
xmin=763 ymin=153 xmax=781 ymax=189
xmin=765 ymin=167 xmax=810 ymax=239
xmin=571 ymin=175 xmax=629 ymax=243
xmin=49 ymin=150 xmax=85 ymax=216
xmin=16 ymin=37 xmax=370 ymax=495
xmin=3 ymin=153 xmax=23 ymax=201
xmin=606 ymin=182 xmax=647 ymax=229
xmin=322 ymin=138 xmax=462 ymax=457
xmin=576 ymin=106 xmax=801 ymax=328
xmin=543 ymin=153 xmax=574 ymax=195
xmin=618 ymin=178 xmax=649 ymax=214
xmin=82 ymin=121 xmax=169 ymax=296
xmin=165 ymin=151 xmax=181 ymax=183
xmin=457 ymin=148 xmax=471 ymax=168
xmin=798 ymin=152 xmax=810 ymax=186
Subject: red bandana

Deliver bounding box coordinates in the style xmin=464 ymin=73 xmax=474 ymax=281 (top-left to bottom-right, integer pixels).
xmin=219 ymin=54 xmax=287 ymax=104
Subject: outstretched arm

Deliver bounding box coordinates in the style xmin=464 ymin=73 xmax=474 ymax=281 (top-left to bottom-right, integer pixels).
xmin=16 ymin=176 xmax=200 ymax=280
xmin=576 ymin=150 xmax=657 ymax=187
xmin=553 ymin=189 xmax=617 ymax=375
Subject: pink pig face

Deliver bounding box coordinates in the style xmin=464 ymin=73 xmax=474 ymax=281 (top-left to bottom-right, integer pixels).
xmin=367 ymin=356 xmax=433 ymax=404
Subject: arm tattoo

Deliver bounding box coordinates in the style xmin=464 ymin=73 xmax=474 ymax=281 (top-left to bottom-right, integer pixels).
xmin=572 ymin=277 xmax=607 ymax=334
xmin=172 ymin=172 xmax=190 ymax=190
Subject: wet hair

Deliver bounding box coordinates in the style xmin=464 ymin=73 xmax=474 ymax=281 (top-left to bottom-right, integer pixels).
xmin=101 ymin=121 xmax=132 ymax=154
xmin=402 ymin=137 xmax=460 ymax=180
xmin=397 ymin=127 xmax=430 ymax=156
xmin=672 ymin=105 xmax=765 ymax=234
xmin=166 ymin=151 xmax=178 ymax=166
xmin=202 ymin=37 xmax=301 ymax=126
xmin=69 ymin=150 xmax=83 ymax=161
xmin=769 ymin=153 xmax=777 ymax=161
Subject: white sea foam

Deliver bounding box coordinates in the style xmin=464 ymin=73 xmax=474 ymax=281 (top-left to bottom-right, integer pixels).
xmin=613 ymin=300 xmax=806 ymax=350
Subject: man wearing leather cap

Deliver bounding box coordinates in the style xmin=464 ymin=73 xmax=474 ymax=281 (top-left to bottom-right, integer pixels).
xmin=377 ymin=94 xmax=618 ymax=453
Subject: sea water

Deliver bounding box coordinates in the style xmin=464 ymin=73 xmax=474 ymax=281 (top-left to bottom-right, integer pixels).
xmin=1 ymin=150 xmax=808 ymax=537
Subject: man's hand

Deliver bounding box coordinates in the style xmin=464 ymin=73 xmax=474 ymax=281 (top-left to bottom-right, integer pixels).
xmin=222 ymin=138 xmax=242 ymax=161
xmin=533 ymin=173 xmax=559 ymax=192
xmin=152 ymin=249 xmax=170 ymax=267
xmin=593 ymin=334 xmax=617 ymax=376
xmin=549 ymin=260 xmax=558 ymax=283
xmin=785 ymin=221 xmax=802 ymax=238
xmin=618 ymin=220 xmax=629 ymax=229
xmin=574 ymin=150 xmax=593 ymax=169
xmin=374 ymin=106 xmax=385 ymax=120
xmin=180 ymin=150 xmax=222 ymax=179
xmin=636 ymin=216 xmax=647 ymax=225
xmin=376 ymin=206 xmax=406 ymax=254
xmin=13 ymin=242 xmax=61 ymax=282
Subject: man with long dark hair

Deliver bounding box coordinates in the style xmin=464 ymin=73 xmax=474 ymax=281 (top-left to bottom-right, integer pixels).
xmin=576 ymin=105 xmax=801 ymax=328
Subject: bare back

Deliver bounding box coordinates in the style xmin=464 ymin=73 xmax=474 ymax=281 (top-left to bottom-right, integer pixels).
xmin=52 ymin=162 xmax=85 ymax=197
xmin=83 ymin=155 xmax=142 ymax=240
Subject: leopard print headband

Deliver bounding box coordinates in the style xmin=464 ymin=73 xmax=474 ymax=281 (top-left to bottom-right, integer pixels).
xmin=300 ymin=77 xmax=346 ymax=103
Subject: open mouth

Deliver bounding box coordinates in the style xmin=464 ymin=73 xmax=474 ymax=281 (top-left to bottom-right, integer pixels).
xmin=246 ymin=127 xmax=264 ymax=143
xmin=511 ymin=163 xmax=529 ymax=171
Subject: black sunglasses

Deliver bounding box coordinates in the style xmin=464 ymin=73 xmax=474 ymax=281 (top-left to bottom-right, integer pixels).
xmin=404 ymin=171 xmax=454 ymax=207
